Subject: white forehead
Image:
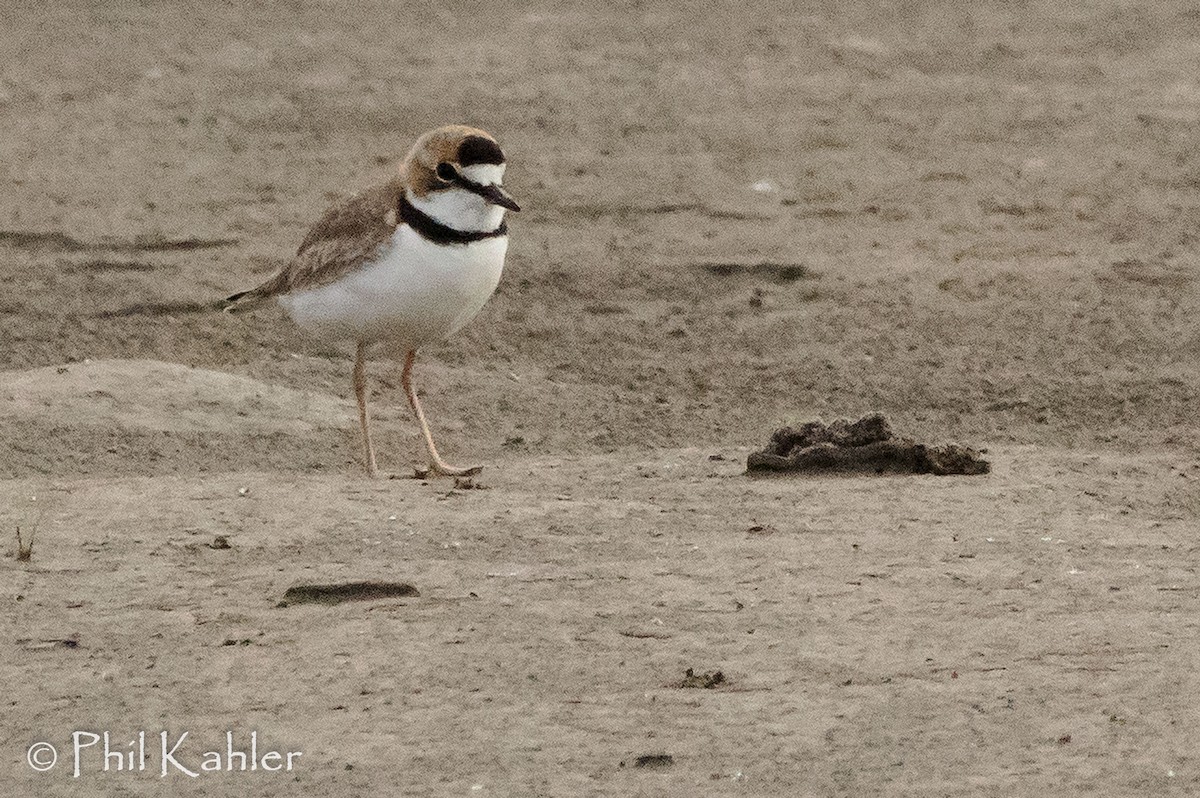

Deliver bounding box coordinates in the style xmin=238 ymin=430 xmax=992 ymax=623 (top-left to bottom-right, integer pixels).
xmin=461 ymin=163 xmax=505 ymax=185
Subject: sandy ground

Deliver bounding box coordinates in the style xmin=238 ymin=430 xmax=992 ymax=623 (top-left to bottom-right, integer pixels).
xmin=2 ymin=1 xmax=1200 ymax=795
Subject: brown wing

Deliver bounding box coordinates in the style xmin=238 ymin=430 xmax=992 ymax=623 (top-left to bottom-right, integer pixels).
xmin=225 ymin=178 xmax=403 ymax=309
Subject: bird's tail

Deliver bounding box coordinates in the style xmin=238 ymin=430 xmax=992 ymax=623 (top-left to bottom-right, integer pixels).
xmin=217 ymin=288 xmax=268 ymax=314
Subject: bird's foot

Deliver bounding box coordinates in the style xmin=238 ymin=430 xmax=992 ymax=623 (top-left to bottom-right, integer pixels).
xmin=415 ymin=461 xmax=483 ymax=479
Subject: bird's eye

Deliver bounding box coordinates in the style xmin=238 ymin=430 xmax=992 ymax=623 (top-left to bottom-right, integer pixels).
xmin=436 ymin=162 xmax=457 ymax=182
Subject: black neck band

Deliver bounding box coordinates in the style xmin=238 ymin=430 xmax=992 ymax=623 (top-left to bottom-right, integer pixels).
xmin=398 ymin=194 xmax=507 ymax=245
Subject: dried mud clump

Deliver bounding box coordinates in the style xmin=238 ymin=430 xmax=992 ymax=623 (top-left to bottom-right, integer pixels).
xmin=747 ymin=414 xmax=989 ymax=476
xmin=678 ymin=668 xmax=726 ymax=689
xmin=629 ymin=754 xmax=674 ymax=769
xmin=278 ymin=581 xmax=420 ymax=606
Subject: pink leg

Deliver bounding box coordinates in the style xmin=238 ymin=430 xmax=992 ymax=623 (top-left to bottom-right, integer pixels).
xmin=401 ymin=350 xmax=481 ymax=477
xmin=353 ymin=342 xmax=379 ymax=478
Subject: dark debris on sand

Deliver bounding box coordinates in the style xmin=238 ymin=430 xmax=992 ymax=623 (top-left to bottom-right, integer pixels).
xmin=277 ymin=581 xmax=420 ymax=607
xmin=747 ymin=413 xmax=989 ymax=477
xmin=678 ymin=668 xmax=726 ymax=689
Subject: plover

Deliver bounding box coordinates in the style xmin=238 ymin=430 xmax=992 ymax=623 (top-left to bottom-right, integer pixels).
xmin=224 ymin=125 xmax=520 ymax=478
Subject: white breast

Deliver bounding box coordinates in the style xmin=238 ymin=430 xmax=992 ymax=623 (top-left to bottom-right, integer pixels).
xmin=278 ymin=226 xmax=507 ymax=349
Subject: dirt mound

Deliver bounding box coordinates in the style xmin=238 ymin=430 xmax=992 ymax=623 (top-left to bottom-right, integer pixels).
xmin=0 ymin=359 xmax=359 ymax=477
xmin=0 ymin=359 xmax=352 ymax=435
xmin=746 ymin=413 xmax=990 ymax=476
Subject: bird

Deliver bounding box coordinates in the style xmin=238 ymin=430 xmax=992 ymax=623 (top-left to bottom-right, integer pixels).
xmin=223 ymin=125 xmax=520 ymax=478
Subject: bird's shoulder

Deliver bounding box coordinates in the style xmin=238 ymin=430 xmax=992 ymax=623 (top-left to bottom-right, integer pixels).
xmin=247 ymin=178 xmax=405 ymax=300
xmin=295 ymin=178 xmax=403 ymax=258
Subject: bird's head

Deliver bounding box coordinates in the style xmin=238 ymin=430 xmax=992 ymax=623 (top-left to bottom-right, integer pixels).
xmin=402 ymin=125 xmax=520 ymax=232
